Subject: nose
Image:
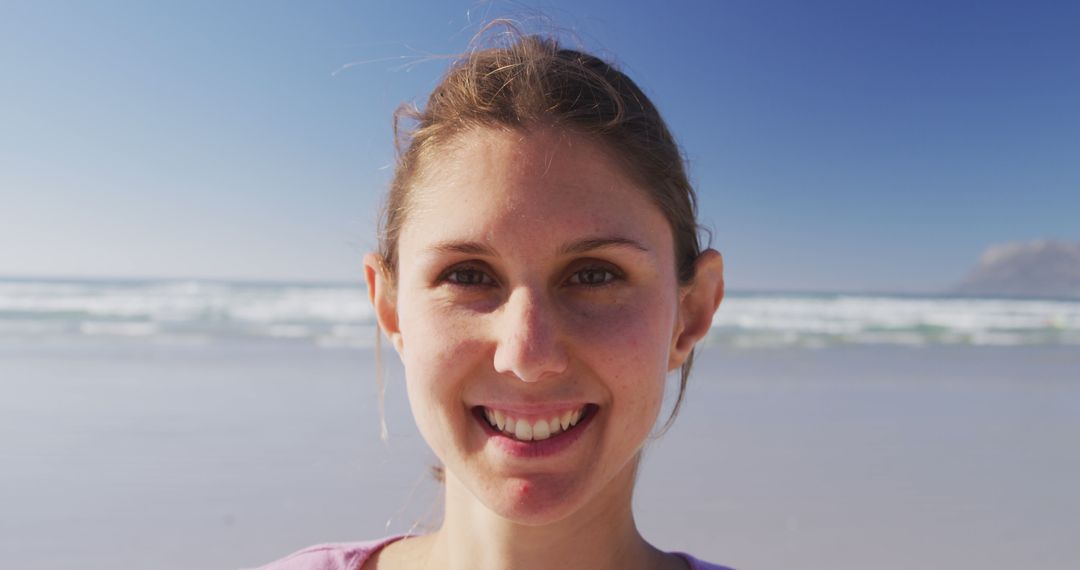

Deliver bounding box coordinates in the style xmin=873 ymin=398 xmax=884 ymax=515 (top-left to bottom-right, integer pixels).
xmin=492 ymin=287 xmax=568 ymax=382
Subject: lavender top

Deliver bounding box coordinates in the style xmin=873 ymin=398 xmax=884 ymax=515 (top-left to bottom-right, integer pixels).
xmin=252 ymin=536 xmax=735 ymax=570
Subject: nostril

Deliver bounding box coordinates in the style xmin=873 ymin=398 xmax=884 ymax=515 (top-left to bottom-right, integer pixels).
xmin=491 ymin=289 xmax=569 ymax=382
xmin=493 ymin=328 xmax=567 ymax=382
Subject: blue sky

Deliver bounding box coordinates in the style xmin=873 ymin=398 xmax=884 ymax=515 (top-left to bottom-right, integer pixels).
xmin=2 ymin=0 xmax=1077 ymax=292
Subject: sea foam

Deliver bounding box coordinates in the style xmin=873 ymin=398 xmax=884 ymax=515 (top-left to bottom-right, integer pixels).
xmin=2 ymin=279 xmax=1078 ymax=348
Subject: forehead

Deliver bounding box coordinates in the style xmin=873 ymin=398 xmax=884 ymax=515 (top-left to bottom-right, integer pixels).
xmin=400 ymin=127 xmax=672 ymax=257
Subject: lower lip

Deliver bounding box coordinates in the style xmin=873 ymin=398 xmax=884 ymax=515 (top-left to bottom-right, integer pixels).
xmin=474 ymin=406 xmax=597 ymax=458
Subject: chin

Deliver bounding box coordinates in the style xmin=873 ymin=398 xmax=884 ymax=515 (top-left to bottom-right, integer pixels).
xmin=482 ymin=454 xmax=642 ymax=528
xmin=485 ymin=472 xmax=593 ymax=526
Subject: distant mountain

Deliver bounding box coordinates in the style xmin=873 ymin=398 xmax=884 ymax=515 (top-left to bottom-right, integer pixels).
xmin=952 ymin=240 xmax=1080 ymax=299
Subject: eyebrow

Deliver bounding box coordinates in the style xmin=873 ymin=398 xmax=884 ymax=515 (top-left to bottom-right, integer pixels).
xmin=429 ymin=240 xmax=497 ymax=256
xmin=427 ymin=236 xmax=650 ymax=258
xmin=557 ymin=236 xmax=650 ymax=256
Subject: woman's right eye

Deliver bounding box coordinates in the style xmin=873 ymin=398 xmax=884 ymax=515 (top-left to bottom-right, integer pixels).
xmin=442 ymin=267 xmax=495 ymax=287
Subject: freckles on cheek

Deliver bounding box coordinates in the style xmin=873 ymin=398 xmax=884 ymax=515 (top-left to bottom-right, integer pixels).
xmin=574 ymin=302 xmax=672 ymax=368
xmin=400 ymin=299 xmax=470 ymax=356
xmin=402 ymin=312 xmax=489 ymax=401
xmin=574 ymin=302 xmax=674 ymax=418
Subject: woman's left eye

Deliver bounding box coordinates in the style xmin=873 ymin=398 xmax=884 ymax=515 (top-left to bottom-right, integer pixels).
xmin=568 ymin=267 xmax=619 ymax=286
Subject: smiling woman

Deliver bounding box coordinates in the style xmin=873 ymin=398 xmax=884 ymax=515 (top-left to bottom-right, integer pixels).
xmin=255 ymin=25 xmax=727 ymax=570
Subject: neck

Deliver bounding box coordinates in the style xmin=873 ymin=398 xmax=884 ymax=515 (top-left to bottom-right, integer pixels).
xmin=417 ymin=461 xmax=668 ymax=570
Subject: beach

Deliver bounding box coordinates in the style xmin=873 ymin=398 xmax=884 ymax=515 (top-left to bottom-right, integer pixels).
xmin=1 ymin=280 xmax=1079 ymax=569
xmin=7 ymin=0 xmax=1080 ymax=567
xmin=2 ymin=341 xmax=1078 ymax=569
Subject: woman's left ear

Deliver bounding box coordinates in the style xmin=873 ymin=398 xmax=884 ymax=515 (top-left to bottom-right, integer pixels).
xmin=669 ymin=249 xmax=725 ymax=370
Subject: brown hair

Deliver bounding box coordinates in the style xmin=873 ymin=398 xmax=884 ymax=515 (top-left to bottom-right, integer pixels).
xmin=378 ymin=26 xmax=704 ymax=429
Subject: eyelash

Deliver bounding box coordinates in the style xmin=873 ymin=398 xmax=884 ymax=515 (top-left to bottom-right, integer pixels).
xmin=567 ymin=266 xmax=620 ymax=286
xmin=442 ymin=266 xmax=496 ymax=287
xmin=439 ymin=263 xmax=622 ymax=289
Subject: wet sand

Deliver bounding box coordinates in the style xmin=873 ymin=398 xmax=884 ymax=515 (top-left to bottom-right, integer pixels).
xmin=1 ymin=342 xmax=1077 ymax=569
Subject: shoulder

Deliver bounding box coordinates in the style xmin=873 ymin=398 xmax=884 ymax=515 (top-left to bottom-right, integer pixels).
xmin=248 ymin=536 xmax=405 ymax=570
xmin=675 ymin=552 xmax=738 ymax=570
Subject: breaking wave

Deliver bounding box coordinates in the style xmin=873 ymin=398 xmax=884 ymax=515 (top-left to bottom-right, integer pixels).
xmin=2 ymin=279 xmax=1078 ymax=349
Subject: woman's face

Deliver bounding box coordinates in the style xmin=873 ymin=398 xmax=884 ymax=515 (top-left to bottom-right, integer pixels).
xmin=377 ymin=127 xmax=693 ymax=525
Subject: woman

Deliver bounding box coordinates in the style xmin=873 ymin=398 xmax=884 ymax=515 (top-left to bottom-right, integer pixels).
xmin=259 ymin=30 xmax=728 ymax=570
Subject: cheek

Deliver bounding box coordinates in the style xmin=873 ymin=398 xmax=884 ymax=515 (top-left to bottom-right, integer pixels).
xmin=567 ymin=294 xmax=675 ymax=409
xmin=397 ymin=299 xmax=478 ymax=439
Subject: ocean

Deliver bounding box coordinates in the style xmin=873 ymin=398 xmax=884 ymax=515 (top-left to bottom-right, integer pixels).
xmin=3 ymin=277 xmax=1078 ymax=349
xmin=2 ymin=278 xmax=1078 ymax=569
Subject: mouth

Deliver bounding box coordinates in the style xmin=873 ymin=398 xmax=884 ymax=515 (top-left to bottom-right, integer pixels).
xmin=472 ymin=404 xmax=597 ymax=443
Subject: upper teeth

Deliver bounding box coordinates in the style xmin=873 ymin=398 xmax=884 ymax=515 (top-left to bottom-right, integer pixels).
xmin=483 ymin=407 xmax=585 ymax=441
